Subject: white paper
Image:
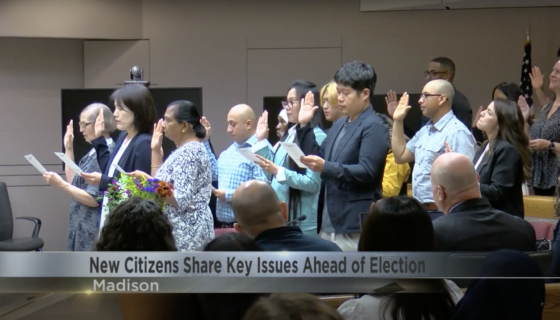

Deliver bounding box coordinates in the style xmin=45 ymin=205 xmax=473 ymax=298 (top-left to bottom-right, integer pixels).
xmin=24 ymin=154 xmax=47 ymax=174
xmin=238 ymin=148 xmax=263 ymax=163
xmin=280 ymin=142 xmax=308 ymax=168
xmin=112 ymin=163 xmax=127 ymax=175
xmin=54 ymin=152 xmax=83 ymax=174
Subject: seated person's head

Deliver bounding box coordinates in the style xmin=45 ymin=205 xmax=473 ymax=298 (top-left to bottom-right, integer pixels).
xmin=360 ymin=196 xmax=433 ymax=251
xmin=431 ymin=153 xmax=481 ymax=214
xmin=232 ymin=180 xmax=287 ymax=238
xmin=96 ymin=197 xmax=177 ymax=251
xmin=243 ymin=293 xmax=343 ymax=320
xmin=204 ymin=233 xmax=262 ymax=251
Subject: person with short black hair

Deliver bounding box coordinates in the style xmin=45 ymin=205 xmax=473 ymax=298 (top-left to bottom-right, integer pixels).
xmin=81 ymin=84 xmax=157 ymax=233
xmin=96 ymin=197 xmax=177 ymax=251
xmin=296 ymin=61 xmax=390 ymax=251
xmin=422 ymin=57 xmax=472 ymax=130
xmin=128 ymin=100 xmax=215 ymax=252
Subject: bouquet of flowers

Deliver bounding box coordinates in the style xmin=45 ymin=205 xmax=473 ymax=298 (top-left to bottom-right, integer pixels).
xmin=101 ymin=175 xmax=174 ymax=213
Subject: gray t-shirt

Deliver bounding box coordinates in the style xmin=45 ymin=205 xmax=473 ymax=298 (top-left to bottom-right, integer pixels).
xmin=321 ymin=122 xmax=350 ymax=233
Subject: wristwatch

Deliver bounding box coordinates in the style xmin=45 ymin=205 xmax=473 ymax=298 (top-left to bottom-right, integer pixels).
xmin=549 ymin=141 xmax=555 ymax=152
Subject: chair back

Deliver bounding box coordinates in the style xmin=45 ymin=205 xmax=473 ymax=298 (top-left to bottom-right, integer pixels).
xmin=0 ymin=182 xmax=14 ymax=241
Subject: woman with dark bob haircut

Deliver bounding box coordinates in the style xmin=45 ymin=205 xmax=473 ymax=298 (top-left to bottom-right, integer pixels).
xmin=128 ymin=100 xmax=215 ymax=252
xmin=338 ymin=196 xmax=463 ymax=320
xmin=96 ymin=197 xmax=177 ymax=251
xmin=81 ymin=84 xmax=157 ymax=234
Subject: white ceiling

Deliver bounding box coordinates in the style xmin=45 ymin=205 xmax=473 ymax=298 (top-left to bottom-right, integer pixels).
xmin=360 ymin=0 xmax=560 ymax=11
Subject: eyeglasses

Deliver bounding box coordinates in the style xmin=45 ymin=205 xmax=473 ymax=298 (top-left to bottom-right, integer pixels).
xmin=420 ymin=93 xmax=446 ymax=100
xmin=424 ymin=70 xmax=448 ymax=78
xmin=281 ymin=100 xmax=299 ymax=110
xmin=78 ymin=122 xmax=91 ymax=129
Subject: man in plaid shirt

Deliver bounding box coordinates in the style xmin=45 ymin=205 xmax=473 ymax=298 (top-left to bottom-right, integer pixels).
xmin=203 ymin=104 xmax=268 ymax=227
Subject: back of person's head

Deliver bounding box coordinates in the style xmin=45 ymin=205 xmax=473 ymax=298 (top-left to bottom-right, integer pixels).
xmin=491 ymin=98 xmax=531 ymax=179
xmin=232 ymin=180 xmax=287 ymax=238
xmin=243 ymin=293 xmax=343 ymax=320
xmin=110 ymin=84 xmax=157 ymax=134
xmin=492 ymin=82 xmax=523 ymax=101
xmin=334 ymin=60 xmax=377 ymax=98
xmin=82 ymin=103 xmax=116 ymax=134
xmin=359 ymin=196 xmax=433 ymax=252
xmin=431 ymin=153 xmax=480 ymax=213
xmin=204 ymin=233 xmax=262 ymax=251
xmin=96 ymin=197 xmax=177 ymax=251
xmin=168 ymin=100 xmax=206 ymax=139
xmin=452 ymin=249 xmax=545 ymax=320
xmin=359 ymin=197 xmax=456 ymax=320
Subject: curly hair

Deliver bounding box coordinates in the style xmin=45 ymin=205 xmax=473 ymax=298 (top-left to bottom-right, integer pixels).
xmin=95 ymin=197 xmax=177 ymax=251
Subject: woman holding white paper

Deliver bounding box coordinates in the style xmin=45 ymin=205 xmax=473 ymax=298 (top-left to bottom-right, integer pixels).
xmin=254 ymin=80 xmax=327 ymax=236
xmin=43 ymin=103 xmax=116 ymax=251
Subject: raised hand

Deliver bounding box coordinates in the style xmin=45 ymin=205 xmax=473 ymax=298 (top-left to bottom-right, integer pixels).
xmin=256 ymin=111 xmax=269 ymax=141
xmin=444 ymin=141 xmax=453 ymax=153
xmin=472 ymin=105 xmax=484 ymax=126
xmin=392 ymin=92 xmax=411 ymax=122
xmin=529 ymin=66 xmax=544 ymax=90
xmin=200 ymin=116 xmax=211 ymax=141
xmin=385 ymin=90 xmax=398 ymax=118
xmin=63 ymin=120 xmax=74 ymax=151
xmin=298 ymin=91 xmax=318 ymax=126
xmin=94 ymin=109 xmax=105 ymax=138
xmin=518 ymin=95 xmax=531 ymax=121
xmin=151 ymin=119 xmax=164 ymax=152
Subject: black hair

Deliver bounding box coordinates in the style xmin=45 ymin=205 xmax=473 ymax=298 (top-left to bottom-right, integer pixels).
xmin=557 ymin=46 xmax=560 ymax=58
xmin=203 ymin=233 xmax=262 ymax=251
xmin=492 ymin=82 xmax=523 ymax=102
xmin=333 ymin=61 xmax=377 ymax=99
xmin=359 ymin=196 xmax=456 ymax=320
xmin=431 ymin=57 xmax=456 ymax=75
xmin=168 ymin=100 xmax=206 ymax=139
xmin=281 ymin=80 xmax=327 ymax=221
xmin=95 ymin=197 xmax=177 ymax=251
xmin=110 ymin=84 xmax=157 ymax=134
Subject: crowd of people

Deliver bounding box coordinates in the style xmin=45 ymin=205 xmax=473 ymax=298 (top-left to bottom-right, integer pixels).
xmin=38 ymin=55 xmax=560 ymax=319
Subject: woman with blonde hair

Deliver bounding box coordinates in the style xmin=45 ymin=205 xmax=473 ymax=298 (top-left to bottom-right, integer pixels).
xmin=320 ymin=81 xmax=343 ymax=128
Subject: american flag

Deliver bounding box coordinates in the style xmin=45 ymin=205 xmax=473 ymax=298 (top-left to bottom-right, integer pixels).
xmin=520 ymin=40 xmax=533 ymax=107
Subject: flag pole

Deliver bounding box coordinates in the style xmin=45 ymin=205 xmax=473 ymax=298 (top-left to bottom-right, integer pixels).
xmin=526 ymin=20 xmax=531 ymax=42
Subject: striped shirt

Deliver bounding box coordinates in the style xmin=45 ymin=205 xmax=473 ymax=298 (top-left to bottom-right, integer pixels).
xmin=204 ymin=135 xmax=268 ymax=222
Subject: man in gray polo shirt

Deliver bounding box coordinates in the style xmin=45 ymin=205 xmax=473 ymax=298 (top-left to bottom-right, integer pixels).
xmin=391 ymin=79 xmax=476 ymax=220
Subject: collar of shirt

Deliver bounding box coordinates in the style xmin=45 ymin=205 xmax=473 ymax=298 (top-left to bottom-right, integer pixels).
xmin=429 ymin=110 xmax=455 ymax=131
xmin=234 ymin=134 xmax=258 ymax=149
xmin=287 ymin=125 xmax=297 ymax=137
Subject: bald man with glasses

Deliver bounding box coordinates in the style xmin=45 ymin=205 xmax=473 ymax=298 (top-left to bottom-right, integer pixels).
xmin=391 ymin=79 xmax=476 ymax=220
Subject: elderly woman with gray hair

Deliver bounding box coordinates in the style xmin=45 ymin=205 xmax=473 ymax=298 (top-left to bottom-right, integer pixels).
xmin=43 ymin=103 xmax=116 ymax=251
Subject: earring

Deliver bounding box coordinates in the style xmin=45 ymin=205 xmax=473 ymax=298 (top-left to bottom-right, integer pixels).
xmin=182 ymin=130 xmax=185 ymax=133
